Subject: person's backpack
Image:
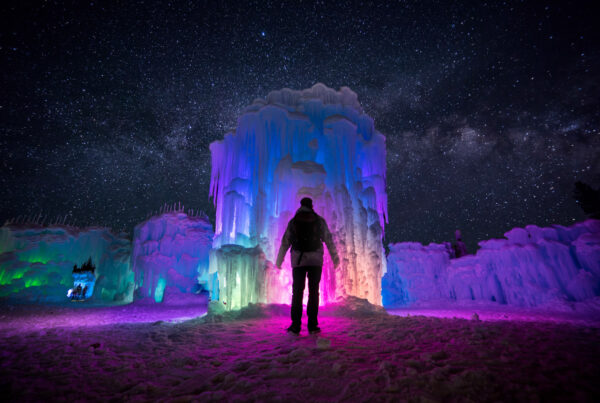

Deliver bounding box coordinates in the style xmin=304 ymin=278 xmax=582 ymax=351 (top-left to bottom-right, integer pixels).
xmin=291 ymin=211 xmax=321 ymax=252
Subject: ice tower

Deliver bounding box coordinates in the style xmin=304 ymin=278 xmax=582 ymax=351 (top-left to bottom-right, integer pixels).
xmin=209 ymin=84 xmax=387 ymax=308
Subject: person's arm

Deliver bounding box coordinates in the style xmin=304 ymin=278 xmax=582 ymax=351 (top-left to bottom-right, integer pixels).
xmin=275 ymin=221 xmax=292 ymax=268
xmin=320 ymin=218 xmax=340 ymax=267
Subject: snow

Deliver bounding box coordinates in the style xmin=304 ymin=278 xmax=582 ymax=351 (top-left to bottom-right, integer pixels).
xmin=383 ymin=219 xmax=600 ymax=310
xmin=1 ymin=298 xmax=599 ymax=401
xmin=132 ymin=211 xmax=213 ymax=302
xmin=0 ymin=224 xmax=133 ymax=303
xmin=209 ymin=83 xmax=387 ymax=307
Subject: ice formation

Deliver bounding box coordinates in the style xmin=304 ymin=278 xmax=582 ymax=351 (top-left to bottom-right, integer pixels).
xmin=208 ymin=245 xmax=266 ymax=310
xmin=209 ymin=83 xmax=387 ymax=308
xmin=0 ymin=224 xmax=133 ymax=302
xmin=382 ymin=219 xmax=600 ymax=309
xmin=68 ymin=259 xmax=97 ymax=300
xmin=131 ymin=210 xmax=214 ymax=303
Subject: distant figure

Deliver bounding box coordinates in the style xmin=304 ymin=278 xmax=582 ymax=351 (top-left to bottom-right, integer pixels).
xmin=71 ymin=284 xmax=83 ymax=300
xmin=453 ymin=230 xmax=468 ymax=258
xmin=276 ymin=197 xmax=340 ymax=335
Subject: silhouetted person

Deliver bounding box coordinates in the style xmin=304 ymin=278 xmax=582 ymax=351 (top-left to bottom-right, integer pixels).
xmin=73 ymin=284 xmax=82 ymax=299
xmin=453 ymin=229 xmax=468 ymax=258
xmin=276 ymin=197 xmax=340 ymax=335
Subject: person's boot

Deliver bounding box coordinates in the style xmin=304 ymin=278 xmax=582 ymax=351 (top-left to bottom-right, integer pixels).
xmin=308 ymin=326 xmax=321 ymax=335
xmin=287 ymin=323 xmax=300 ymax=335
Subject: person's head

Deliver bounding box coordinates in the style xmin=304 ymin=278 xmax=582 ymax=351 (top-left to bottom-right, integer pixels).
xmin=300 ymin=197 xmax=313 ymax=209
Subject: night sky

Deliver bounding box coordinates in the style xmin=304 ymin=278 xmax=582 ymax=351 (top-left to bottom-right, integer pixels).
xmin=1 ymin=1 xmax=599 ymax=251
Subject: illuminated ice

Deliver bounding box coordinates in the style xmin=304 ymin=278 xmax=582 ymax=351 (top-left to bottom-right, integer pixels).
xmin=383 ymin=219 xmax=600 ymax=309
xmin=131 ymin=210 xmax=213 ymax=303
xmin=208 ymin=245 xmax=266 ymax=310
xmin=209 ymin=84 xmax=387 ymax=308
xmin=0 ymin=224 xmax=133 ymax=302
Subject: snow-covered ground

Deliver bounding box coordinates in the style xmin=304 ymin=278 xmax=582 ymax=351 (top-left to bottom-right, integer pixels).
xmin=1 ymin=299 xmax=599 ymax=401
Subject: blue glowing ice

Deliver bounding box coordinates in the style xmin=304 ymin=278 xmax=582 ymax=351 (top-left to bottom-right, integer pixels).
xmin=131 ymin=209 xmax=214 ymax=303
xmin=383 ymin=219 xmax=600 ymax=309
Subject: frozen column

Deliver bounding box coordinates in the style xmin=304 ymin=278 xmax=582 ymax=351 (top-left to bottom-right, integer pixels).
xmin=209 ymin=84 xmax=388 ymax=307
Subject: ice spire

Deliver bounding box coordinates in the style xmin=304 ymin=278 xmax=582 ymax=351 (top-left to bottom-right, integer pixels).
xmin=209 ymin=84 xmax=387 ymax=306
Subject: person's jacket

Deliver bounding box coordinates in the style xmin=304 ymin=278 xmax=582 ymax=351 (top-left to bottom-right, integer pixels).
xmin=275 ymin=206 xmax=340 ymax=268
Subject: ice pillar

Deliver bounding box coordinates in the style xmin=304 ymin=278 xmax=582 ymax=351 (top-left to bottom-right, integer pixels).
xmin=209 ymin=84 xmax=387 ymax=307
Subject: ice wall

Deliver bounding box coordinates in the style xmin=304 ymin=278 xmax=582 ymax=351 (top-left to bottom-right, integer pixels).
xmin=382 ymin=219 xmax=600 ymax=309
xmin=209 ymin=83 xmax=387 ymax=306
xmin=0 ymin=224 xmax=133 ymax=302
xmin=131 ymin=211 xmax=214 ymax=303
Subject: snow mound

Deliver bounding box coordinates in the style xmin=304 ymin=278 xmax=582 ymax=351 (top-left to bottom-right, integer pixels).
xmin=200 ymin=301 xmax=289 ymax=323
xmin=321 ymin=296 xmax=388 ymax=318
xmin=200 ymin=296 xmax=387 ymax=323
xmin=246 ymin=83 xmax=363 ymax=113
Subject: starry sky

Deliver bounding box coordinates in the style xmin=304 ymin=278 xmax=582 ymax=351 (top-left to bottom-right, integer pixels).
xmin=1 ymin=0 xmax=599 ymax=250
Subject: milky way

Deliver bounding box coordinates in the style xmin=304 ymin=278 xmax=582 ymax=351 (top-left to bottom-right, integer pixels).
xmin=1 ymin=0 xmax=598 ymax=250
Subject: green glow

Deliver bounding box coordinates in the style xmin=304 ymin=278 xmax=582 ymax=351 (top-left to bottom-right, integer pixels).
xmin=0 ymin=269 xmax=27 ymax=285
xmin=24 ymin=278 xmax=44 ymax=287
xmin=154 ymin=278 xmax=166 ymax=303
xmin=23 ymin=255 xmax=52 ymax=264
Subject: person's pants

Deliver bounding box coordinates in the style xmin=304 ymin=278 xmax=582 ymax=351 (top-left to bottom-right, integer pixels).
xmin=291 ymin=265 xmax=322 ymax=329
